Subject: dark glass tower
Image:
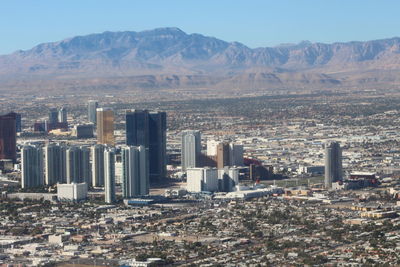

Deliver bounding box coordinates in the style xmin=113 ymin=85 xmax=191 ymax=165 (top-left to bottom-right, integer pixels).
xmin=149 ymin=111 xmax=167 ymax=182
xmin=324 ymin=141 xmax=343 ymax=188
xmin=48 ymin=108 xmax=59 ymax=124
xmin=0 ymin=113 xmax=16 ymax=162
xmin=15 ymin=113 xmax=22 ymax=132
xmin=126 ymin=110 xmax=166 ymax=183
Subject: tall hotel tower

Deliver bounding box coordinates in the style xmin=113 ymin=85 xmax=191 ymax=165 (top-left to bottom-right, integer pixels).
xmin=125 ymin=110 xmax=166 ymax=182
xmin=0 ymin=112 xmax=16 ymax=162
xmin=21 ymin=145 xmax=44 ymax=189
xmin=121 ymin=146 xmax=149 ymax=198
xmin=324 ymin=141 xmax=343 ymax=188
xmin=44 ymin=144 xmax=66 ymax=185
xmin=88 ymin=100 xmax=98 ymax=124
xmin=97 ymin=108 xmax=115 ymax=146
xmin=181 ymin=130 xmax=201 ymax=171
xmin=104 ymin=148 xmax=116 ymax=203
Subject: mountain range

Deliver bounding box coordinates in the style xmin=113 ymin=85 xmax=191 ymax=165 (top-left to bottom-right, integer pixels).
xmin=2 ymin=27 xmax=400 ymax=92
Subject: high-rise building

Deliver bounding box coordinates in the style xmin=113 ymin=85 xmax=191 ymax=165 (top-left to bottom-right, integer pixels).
xmin=229 ymin=143 xmax=244 ymax=166
xmin=104 ymin=148 xmax=116 ymax=203
xmin=44 ymin=144 xmax=66 ymax=185
xmin=218 ymin=167 xmax=240 ymax=192
xmin=97 ymin=108 xmax=114 ymax=145
xmin=21 ymin=145 xmax=44 ymax=189
xmin=66 ymin=147 xmax=80 ymax=184
xmin=48 ymin=108 xmax=59 ymax=124
xmin=186 ymin=167 xmax=218 ymax=192
xmin=91 ymin=144 xmax=105 ymax=187
xmin=88 ymin=100 xmax=98 ymax=124
xmin=217 ymin=142 xmax=230 ymax=169
xmin=125 ymin=110 xmax=166 ymax=182
xmin=15 ymin=113 xmax=22 ymax=132
xmin=80 ymin=146 xmax=91 ymax=185
xmin=65 ymin=146 xmax=90 ymax=184
xmin=149 ymin=111 xmax=167 ymax=182
xmin=0 ymin=113 xmax=16 ymax=162
xmin=58 ymin=107 xmax=67 ymax=123
xmin=181 ymin=130 xmax=201 ymax=171
xmin=203 ymin=167 xmax=218 ymax=192
xmin=121 ymin=146 xmax=149 ymax=198
xmin=324 ymin=141 xmax=343 ymax=189
xmin=206 ymin=140 xmax=219 ymax=156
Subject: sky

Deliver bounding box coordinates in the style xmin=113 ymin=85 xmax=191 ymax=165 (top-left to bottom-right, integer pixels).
xmin=0 ymin=0 xmax=399 ymax=54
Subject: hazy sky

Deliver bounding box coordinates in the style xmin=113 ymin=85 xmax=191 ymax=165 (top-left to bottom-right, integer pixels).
xmin=1 ymin=0 xmax=399 ymax=54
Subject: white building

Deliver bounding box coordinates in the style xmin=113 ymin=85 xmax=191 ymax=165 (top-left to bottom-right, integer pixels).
xmin=186 ymin=168 xmax=203 ymax=192
xmin=186 ymin=167 xmax=218 ymax=192
xmin=206 ymin=140 xmax=219 ymax=156
xmin=104 ymin=149 xmax=116 ymax=203
xmin=181 ymin=130 xmax=201 ymax=171
xmin=115 ymin=161 xmax=123 ymax=184
xmin=57 ymin=183 xmax=88 ymax=201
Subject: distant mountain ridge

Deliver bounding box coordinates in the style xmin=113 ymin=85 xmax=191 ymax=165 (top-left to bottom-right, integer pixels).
xmin=2 ymin=27 xmax=400 ymax=92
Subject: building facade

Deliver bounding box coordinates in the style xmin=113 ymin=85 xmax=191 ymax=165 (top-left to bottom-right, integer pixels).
xmin=181 ymin=130 xmax=201 ymax=171
xmin=91 ymin=144 xmax=105 ymax=187
xmin=88 ymin=100 xmax=98 ymax=124
xmin=21 ymin=145 xmax=44 ymax=189
xmin=324 ymin=141 xmax=343 ymax=188
xmin=217 ymin=142 xmax=230 ymax=169
xmin=0 ymin=112 xmax=16 ymax=162
xmin=104 ymin=148 xmax=116 ymax=203
xmin=96 ymin=108 xmax=115 ymax=145
xmin=125 ymin=110 xmax=167 ymax=182
xmin=44 ymin=144 xmax=66 ymax=185
xmin=121 ymin=146 xmax=149 ymax=198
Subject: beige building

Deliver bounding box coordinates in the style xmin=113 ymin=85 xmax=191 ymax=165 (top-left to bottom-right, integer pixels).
xmin=96 ymin=108 xmax=115 ymax=145
xmin=217 ymin=142 xmax=230 ymax=169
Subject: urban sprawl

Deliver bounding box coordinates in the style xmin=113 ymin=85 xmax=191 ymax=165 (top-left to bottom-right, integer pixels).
xmin=0 ymin=91 xmax=400 ymax=266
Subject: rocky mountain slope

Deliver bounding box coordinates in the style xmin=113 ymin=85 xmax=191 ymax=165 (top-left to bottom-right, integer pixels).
xmin=2 ymin=27 xmax=400 ymax=91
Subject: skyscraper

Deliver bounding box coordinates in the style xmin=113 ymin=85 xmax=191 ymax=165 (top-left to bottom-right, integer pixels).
xmin=181 ymin=130 xmax=201 ymax=172
xmin=324 ymin=141 xmax=343 ymax=189
xmin=125 ymin=110 xmax=167 ymax=182
xmin=48 ymin=108 xmax=59 ymax=124
xmin=66 ymin=147 xmax=80 ymax=184
xmin=15 ymin=113 xmax=22 ymax=133
xmin=21 ymin=145 xmax=44 ymax=189
xmin=218 ymin=167 xmax=239 ymax=192
xmin=0 ymin=112 xmax=16 ymax=162
xmin=149 ymin=111 xmax=167 ymax=182
xmin=66 ymin=146 xmax=91 ymax=184
xmin=104 ymin=148 xmax=116 ymax=203
xmin=97 ymin=108 xmax=115 ymax=145
xmin=229 ymin=143 xmax=244 ymax=166
xmin=44 ymin=144 xmax=66 ymax=185
xmin=91 ymin=144 xmax=105 ymax=187
xmin=88 ymin=100 xmax=98 ymax=124
xmin=80 ymin=146 xmax=91 ymax=185
xmin=58 ymin=107 xmax=67 ymax=123
xmin=217 ymin=142 xmax=230 ymax=169
xmin=206 ymin=140 xmax=219 ymax=156
xmin=121 ymin=146 xmax=149 ymax=198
